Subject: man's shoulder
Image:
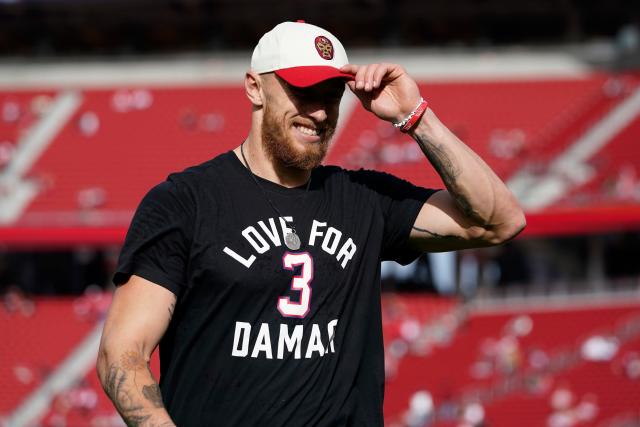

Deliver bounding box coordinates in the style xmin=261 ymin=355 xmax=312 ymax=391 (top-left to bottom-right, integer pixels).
xmin=318 ymin=164 xmax=396 ymax=186
xmin=144 ymin=151 xmax=234 ymax=207
xmin=169 ymin=151 xmax=232 ymax=183
xmin=318 ymin=164 xmax=436 ymax=200
xmin=162 ymin=151 xmax=239 ymax=196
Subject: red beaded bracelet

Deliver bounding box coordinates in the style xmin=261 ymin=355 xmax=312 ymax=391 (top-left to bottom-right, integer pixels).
xmin=393 ymin=97 xmax=429 ymax=133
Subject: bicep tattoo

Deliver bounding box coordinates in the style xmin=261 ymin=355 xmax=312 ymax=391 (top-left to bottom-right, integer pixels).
xmin=167 ymin=301 xmax=175 ymax=322
xmin=412 ymin=225 xmax=464 ymax=241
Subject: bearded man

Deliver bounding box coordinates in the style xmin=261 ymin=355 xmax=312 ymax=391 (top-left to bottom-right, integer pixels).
xmin=97 ymin=21 xmax=525 ymax=427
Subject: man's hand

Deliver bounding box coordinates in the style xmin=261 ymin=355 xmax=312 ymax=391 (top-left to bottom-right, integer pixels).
xmin=340 ymin=63 xmax=421 ymax=123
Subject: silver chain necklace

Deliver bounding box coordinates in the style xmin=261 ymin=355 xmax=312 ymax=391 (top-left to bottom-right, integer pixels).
xmin=240 ymin=141 xmax=311 ymax=251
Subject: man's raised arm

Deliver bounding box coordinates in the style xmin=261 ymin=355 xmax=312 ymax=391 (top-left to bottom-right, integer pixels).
xmin=340 ymin=62 xmax=526 ymax=252
xmin=407 ymin=107 xmax=526 ymax=251
xmin=97 ymin=275 xmax=177 ymax=427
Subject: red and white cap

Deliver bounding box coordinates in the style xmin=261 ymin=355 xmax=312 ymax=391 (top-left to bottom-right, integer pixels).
xmin=251 ymin=21 xmax=353 ymax=88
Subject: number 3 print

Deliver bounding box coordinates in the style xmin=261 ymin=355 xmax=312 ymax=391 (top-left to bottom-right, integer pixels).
xmin=277 ymin=252 xmax=313 ymax=318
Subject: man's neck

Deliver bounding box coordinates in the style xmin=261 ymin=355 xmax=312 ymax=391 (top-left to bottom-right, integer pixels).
xmin=233 ymin=138 xmax=312 ymax=188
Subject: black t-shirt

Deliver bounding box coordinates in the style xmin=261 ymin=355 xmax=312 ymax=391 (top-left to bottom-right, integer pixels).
xmin=114 ymin=151 xmax=437 ymax=426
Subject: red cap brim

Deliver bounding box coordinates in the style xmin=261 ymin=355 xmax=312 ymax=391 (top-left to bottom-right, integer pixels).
xmin=275 ymin=66 xmax=354 ymax=88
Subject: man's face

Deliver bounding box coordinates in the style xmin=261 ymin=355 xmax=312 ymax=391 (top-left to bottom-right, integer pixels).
xmin=261 ymin=74 xmax=345 ymax=170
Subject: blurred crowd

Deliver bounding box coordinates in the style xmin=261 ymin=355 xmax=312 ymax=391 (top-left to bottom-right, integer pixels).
xmin=386 ymin=310 xmax=640 ymax=427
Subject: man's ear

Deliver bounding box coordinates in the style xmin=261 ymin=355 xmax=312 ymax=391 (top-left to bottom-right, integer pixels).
xmin=245 ymin=71 xmax=264 ymax=107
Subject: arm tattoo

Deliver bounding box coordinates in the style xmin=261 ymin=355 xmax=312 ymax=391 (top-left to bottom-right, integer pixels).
xmin=167 ymin=295 xmax=177 ymax=323
xmin=101 ymin=350 xmax=170 ymax=426
xmin=142 ymin=384 xmax=164 ymax=408
xmin=415 ymin=136 xmax=461 ymax=181
xmin=103 ymin=363 xmax=152 ymax=426
xmin=414 ymin=133 xmax=484 ymax=224
xmin=412 ymin=225 xmax=464 ymax=241
xmin=167 ymin=301 xmax=175 ymax=322
xmin=120 ymin=350 xmax=146 ymax=371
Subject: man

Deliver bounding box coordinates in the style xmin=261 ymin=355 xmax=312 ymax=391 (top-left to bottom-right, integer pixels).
xmin=97 ymin=21 xmax=525 ymax=426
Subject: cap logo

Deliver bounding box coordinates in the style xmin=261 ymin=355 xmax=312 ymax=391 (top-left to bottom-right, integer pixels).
xmin=314 ymin=36 xmax=334 ymax=60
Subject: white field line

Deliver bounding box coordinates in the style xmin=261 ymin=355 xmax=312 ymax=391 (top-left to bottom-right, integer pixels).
xmin=0 ymin=180 xmax=39 ymax=226
xmin=509 ymin=87 xmax=640 ymax=210
xmin=2 ymin=91 xmax=82 ymax=178
xmin=0 ymin=90 xmax=82 ymax=225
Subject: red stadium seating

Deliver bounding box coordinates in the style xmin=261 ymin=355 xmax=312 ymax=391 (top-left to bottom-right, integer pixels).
xmin=2 ymin=73 xmax=638 ymax=240
xmin=39 ymin=349 xmax=160 ymax=427
xmin=2 ymin=294 xmax=639 ymax=426
xmin=0 ymin=91 xmax=55 ymax=143
xmin=480 ymin=334 xmax=640 ymax=427
xmin=326 ymin=74 xmax=615 ymax=186
xmin=24 ymin=86 xmax=249 ymax=221
xmin=526 ymin=75 xmax=638 ymax=167
xmin=0 ymin=296 xmax=98 ymax=415
xmin=0 ymin=92 xmax=56 ymax=170
xmin=383 ymin=300 xmax=640 ymax=427
xmin=558 ymin=114 xmax=640 ymax=208
xmin=382 ymin=294 xmax=459 ymax=343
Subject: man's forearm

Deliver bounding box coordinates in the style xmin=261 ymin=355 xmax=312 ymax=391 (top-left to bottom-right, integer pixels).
xmin=97 ymin=348 xmax=176 ymax=427
xmin=410 ymin=108 xmax=524 ymax=232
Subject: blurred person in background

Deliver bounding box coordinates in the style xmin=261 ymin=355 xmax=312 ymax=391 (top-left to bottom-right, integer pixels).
xmin=97 ymin=21 xmax=525 ymax=426
xmin=404 ymin=390 xmax=434 ymax=427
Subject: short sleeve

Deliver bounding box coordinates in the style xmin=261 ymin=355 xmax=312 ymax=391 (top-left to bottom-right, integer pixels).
xmin=348 ymin=170 xmax=439 ymax=265
xmin=113 ymin=178 xmax=195 ymax=296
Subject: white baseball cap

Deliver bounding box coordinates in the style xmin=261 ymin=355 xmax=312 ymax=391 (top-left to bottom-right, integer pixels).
xmin=251 ymin=21 xmax=354 ymax=88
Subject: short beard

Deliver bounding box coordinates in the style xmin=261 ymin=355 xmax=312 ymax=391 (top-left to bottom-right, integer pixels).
xmin=261 ymin=104 xmax=335 ymax=171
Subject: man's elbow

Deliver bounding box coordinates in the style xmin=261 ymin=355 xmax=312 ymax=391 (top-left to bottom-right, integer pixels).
xmin=96 ymin=344 xmax=112 ymax=387
xmin=490 ymin=209 xmax=526 ymax=245
xmin=96 ymin=337 xmax=123 ymax=387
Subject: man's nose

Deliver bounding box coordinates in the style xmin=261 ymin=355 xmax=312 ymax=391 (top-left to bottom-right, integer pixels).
xmin=306 ymin=104 xmax=328 ymax=122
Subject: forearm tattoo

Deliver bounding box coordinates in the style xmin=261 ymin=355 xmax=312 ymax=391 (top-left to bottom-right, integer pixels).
xmin=414 ymin=132 xmax=484 ymax=225
xmin=101 ymin=350 xmax=171 ymax=427
xmin=142 ymin=384 xmax=164 ymax=408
